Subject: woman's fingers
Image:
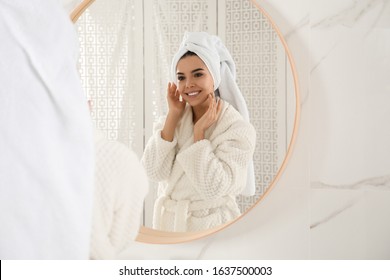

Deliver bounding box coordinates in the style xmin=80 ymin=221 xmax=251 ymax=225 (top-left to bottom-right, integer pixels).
xmin=167 ymin=82 xmax=180 ymax=102
xmin=216 ymin=98 xmax=223 ymax=117
xmin=167 ymin=82 xmax=175 ymax=93
xmin=204 ymin=94 xmax=220 ymax=124
xmin=167 ymin=82 xmax=173 ymax=97
xmin=175 ymin=88 xmax=180 ymax=100
xmin=209 ymin=93 xmax=215 ymax=111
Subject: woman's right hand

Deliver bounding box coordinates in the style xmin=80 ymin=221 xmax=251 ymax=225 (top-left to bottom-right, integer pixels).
xmin=166 ymin=82 xmax=185 ymax=120
xmin=161 ymin=82 xmax=185 ymax=142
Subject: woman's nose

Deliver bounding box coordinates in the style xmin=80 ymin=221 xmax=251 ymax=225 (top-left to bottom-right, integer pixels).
xmin=185 ymin=77 xmax=194 ymax=88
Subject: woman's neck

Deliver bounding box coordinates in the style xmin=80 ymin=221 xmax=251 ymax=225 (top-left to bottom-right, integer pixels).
xmin=191 ymin=101 xmax=209 ymax=124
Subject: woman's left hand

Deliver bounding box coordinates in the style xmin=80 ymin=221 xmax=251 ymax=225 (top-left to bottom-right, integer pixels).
xmin=194 ymin=94 xmax=223 ymax=142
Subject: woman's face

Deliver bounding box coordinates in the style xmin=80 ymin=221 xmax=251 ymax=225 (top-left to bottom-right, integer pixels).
xmin=176 ymin=55 xmax=214 ymax=107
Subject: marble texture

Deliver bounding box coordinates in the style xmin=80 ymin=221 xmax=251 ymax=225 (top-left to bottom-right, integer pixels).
xmin=309 ymin=0 xmax=390 ymax=259
xmin=119 ymin=0 xmax=390 ymax=259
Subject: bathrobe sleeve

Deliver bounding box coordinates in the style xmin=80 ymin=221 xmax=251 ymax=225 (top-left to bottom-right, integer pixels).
xmin=141 ymin=117 xmax=178 ymax=182
xmin=91 ymin=132 xmax=149 ymax=259
xmin=110 ymin=149 xmax=149 ymax=253
xmin=0 ymin=0 xmax=94 ymax=259
xmin=176 ymin=119 xmax=256 ymax=199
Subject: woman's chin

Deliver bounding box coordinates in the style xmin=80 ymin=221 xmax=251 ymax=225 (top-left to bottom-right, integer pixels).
xmin=186 ymin=95 xmax=209 ymax=108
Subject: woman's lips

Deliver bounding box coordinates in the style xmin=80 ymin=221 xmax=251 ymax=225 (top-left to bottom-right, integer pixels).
xmin=187 ymin=91 xmax=200 ymax=97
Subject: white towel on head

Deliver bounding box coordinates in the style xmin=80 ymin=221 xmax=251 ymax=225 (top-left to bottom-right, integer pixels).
xmin=171 ymin=31 xmax=256 ymax=196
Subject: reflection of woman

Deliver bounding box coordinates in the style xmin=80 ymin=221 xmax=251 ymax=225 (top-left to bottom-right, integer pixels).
xmin=142 ymin=32 xmax=256 ymax=232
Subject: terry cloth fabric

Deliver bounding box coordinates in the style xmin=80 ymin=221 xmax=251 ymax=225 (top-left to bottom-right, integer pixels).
xmin=90 ymin=130 xmax=149 ymax=259
xmin=0 ymin=0 xmax=94 ymax=259
xmin=142 ymin=101 xmax=256 ymax=232
xmin=170 ymin=31 xmax=256 ymax=196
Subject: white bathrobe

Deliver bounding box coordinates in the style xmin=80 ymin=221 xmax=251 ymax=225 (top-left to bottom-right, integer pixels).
xmin=0 ymin=0 xmax=94 ymax=259
xmin=90 ymin=130 xmax=149 ymax=259
xmin=142 ymin=101 xmax=256 ymax=232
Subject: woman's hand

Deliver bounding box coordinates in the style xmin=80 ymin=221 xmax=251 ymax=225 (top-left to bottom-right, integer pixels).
xmin=194 ymin=94 xmax=223 ymax=142
xmin=166 ymin=82 xmax=185 ymax=119
xmin=161 ymin=82 xmax=186 ymax=142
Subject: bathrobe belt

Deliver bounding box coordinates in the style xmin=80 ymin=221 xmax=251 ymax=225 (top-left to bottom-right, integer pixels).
xmin=154 ymin=195 xmax=231 ymax=232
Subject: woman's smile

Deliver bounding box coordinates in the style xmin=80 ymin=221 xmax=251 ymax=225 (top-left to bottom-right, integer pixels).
xmin=186 ymin=90 xmax=201 ymax=97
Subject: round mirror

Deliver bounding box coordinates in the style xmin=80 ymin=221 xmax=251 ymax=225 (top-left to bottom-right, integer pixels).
xmin=71 ymin=0 xmax=300 ymax=243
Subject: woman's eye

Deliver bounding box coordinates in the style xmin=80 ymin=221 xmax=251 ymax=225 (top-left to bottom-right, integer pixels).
xmin=194 ymin=73 xmax=203 ymax=78
xmin=177 ymin=76 xmax=185 ymax=81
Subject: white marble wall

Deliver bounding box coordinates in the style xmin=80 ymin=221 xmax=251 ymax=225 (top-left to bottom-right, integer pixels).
xmin=120 ymin=0 xmax=390 ymax=259
xmin=309 ymin=0 xmax=390 ymax=259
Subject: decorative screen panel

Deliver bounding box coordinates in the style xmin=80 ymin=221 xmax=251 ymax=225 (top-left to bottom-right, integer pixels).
xmin=223 ymin=0 xmax=280 ymax=213
xmin=76 ymin=0 xmax=142 ymax=154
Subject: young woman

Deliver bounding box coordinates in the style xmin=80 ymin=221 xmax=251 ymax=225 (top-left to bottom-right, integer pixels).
xmin=142 ymin=32 xmax=256 ymax=232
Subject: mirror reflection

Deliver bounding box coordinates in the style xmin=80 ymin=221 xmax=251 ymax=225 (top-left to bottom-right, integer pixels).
xmin=141 ymin=32 xmax=257 ymax=232
xmin=74 ymin=0 xmax=296 ymax=233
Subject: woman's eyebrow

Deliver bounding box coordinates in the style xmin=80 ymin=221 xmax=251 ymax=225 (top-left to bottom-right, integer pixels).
xmin=176 ymin=68 xmax=205 ymax=75
xmin=191 ymin=68 xmax=204 ymax=73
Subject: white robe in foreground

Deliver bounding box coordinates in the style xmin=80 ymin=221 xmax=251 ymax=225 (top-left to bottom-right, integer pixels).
xmin=142 ymin=101 xmax=256 ymax=232
xmin=90 ymin=130 xmax=149 ymax=259
xmin=0 ymin=0 xmax=94 ymax=259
